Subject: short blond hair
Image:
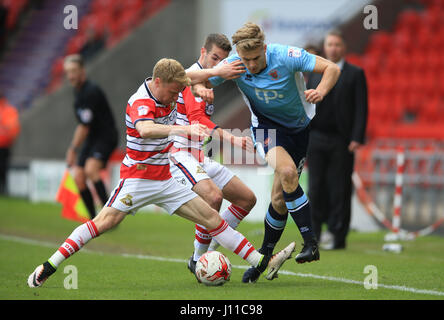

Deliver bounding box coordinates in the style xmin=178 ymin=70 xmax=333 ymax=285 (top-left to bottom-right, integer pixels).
xmin=153 ymin=58 xmax=191 ymax=87
xmin=232 ymin=22 xmax=265 ymax=52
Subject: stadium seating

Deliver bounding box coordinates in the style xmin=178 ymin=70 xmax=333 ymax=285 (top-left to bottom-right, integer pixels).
xmin=47 ymin=0 xmax=170 ymax=93
xmin=347 ymin=1 xmax=444 ymax=140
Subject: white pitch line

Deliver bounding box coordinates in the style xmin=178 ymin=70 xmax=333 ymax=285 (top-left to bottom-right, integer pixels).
xmin=2 ymin=233 xmax=444 ymax=297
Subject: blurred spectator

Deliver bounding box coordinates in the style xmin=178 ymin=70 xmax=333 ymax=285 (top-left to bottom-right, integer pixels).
xmin=80 ymin=28 xmax=105 ymax=62
xmin=306 ymin=30 xmax=368 ymax=250
xmin=0 ymin=92 xmax=20 ymax=194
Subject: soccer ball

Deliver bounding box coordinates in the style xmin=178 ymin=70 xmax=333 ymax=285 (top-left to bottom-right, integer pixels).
xmin=195 ymin=251 xmax=232 ymax=286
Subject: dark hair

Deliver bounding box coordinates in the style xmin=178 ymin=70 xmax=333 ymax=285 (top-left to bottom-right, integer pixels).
xmin=325 ymin=29 xmax=345 ymax=42
xmin=64 ymin=54 xmax=84 ymax=68
xmin=204 ymin=33 xmax=232 ymax=53
xmin=304 ymin=44 xmax=320 ymax=55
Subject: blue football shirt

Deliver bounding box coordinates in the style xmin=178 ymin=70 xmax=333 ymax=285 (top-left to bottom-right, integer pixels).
xmin=209 ymin=43 xmax=316 ymax=132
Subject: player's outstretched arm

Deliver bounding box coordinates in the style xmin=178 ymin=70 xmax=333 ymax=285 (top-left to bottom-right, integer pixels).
xmin=304 ymin=55 xmax=340 ymax=104
xmin=186 ymin=60 xmax=246 ymax=85
xmin=211 ymin=127 xmax=254 ymax=152
xmin=135 ymin=119 xmax=209 ymax=140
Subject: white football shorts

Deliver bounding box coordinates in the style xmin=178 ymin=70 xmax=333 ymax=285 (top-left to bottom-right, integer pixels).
xmin=169 ymin=151 xmax=234 ymax=190
xmin=105 ymin=177 xmax=198 ymax=215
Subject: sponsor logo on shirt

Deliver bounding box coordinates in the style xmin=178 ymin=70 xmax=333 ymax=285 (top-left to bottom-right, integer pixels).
xmin=288 ymin=47 xmax=302 ymax=58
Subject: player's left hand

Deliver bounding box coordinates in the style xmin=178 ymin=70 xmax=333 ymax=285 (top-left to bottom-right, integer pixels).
xmin=304 ymin=89 xmax=324 ymax=104
xmin=217 ymin=60 xmax=246 ymax=80
xmin=232 ymin=136 xmax=254 ymax=152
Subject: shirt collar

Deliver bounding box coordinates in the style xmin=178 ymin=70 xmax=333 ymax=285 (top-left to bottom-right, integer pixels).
xmin=144 ymin=78 xmax=162 ymax=105
xmin=336 ymin=59 xmax=345 ymax=70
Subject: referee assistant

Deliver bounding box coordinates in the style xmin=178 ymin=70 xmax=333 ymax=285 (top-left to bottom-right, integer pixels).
xmin=64 ymin=54 xmax=118 ymax=218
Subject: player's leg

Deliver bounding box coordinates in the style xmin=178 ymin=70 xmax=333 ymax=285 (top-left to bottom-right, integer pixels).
xmin=267 ymin=145 xmax=319 ymax=263
xmin=220 ymin=175 xmax=257 ymax=225
xmin=27 ymin=207 xmax=126 ymax=288
xmin=174 ymin=196 xmax=295 ymax=281
xmin=189 ymin=178 xmax=224 ymax=262
xmin=170 ymin=153 xmax=224 ymax=265
xmin=207 ymin=174 xmax=256 ymax=252
xmin=258 ymin=173 xmax=288 ymax=256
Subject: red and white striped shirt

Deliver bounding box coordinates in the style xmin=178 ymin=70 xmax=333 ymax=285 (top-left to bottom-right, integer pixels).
xmin=121 ymin=78 xmax=177 ymax=180
xmin=171 ymin=62 xmax=218 ymax=162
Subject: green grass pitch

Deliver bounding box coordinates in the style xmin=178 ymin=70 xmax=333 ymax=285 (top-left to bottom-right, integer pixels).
xmin=0 ymin=196 xmax=443 ymax=300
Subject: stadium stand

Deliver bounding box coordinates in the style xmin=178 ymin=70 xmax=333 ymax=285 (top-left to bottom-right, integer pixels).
xmin=346 ymin=0 xmax=444 ymax=140
xmin=47 ymin=0 xmax=170 ymax=93
xmin=0 ymin=0 xmax=169 ymax=111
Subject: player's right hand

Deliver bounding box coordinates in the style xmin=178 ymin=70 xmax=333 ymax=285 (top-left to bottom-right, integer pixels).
xmin=216 ymin=60 xmax=246 ymax=80
xmin=187 ymin=123 xmax=210 ymax=141
xmin=193 ymin=85 xmax=214 ymax=104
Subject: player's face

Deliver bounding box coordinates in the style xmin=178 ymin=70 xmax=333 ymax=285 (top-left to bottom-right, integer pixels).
xmin=64 ymin=62 xmax=85 ymax=88
xmin=201 ymin=45 xmax=230 ymax=69
xmin=237 ymin=45 xmax=267 ymax=74
xmin=324 ymin=35 xmax=345 ymax=63
xmin=157 ymin=80 xmax=184 ymax=105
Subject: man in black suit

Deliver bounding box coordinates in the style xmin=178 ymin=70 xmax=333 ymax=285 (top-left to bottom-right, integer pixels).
xmin=306 ymin=30 xmax=368 ymax=249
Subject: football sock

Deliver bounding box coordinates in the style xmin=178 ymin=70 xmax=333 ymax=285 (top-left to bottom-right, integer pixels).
xmin=283 ymin=185 xmax=316 ymax=242
xmin=208 ymin=204 xmax=250 ymax=251
xmin=80 ymin=188 xmax=96 ymax=218
xmin=48 ymin=220 xmax=99 ymax=268
xmin=93 ymin=179 xmax=108 ymax=205
xmin=193 ymin=224 xmax=211 ymax=261
xmin=220 ymin=204 xmax=249 ymax=229
xmin=208 ymin=220 xmax=262 ymax=268
xmin=260 ymin=203 xmax=288 ymax=256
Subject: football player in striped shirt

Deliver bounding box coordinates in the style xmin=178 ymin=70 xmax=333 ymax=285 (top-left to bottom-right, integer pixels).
xmin=170 ymin=34 xmax=258 ymax=275
xmin=193 ymin=22 xmax=341 ymax=283
xmin=27 ymin=58 xmax=295 ymax=288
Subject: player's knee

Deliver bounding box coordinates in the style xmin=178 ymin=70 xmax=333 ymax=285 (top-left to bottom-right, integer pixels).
xmin=277 ymin=165 xmax=299 ymax=189
xmin=202 ymin=188 xmax=223 ymax=211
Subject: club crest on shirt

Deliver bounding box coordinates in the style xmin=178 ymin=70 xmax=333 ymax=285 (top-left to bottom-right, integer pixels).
xmin=136 ymin=164 xmax=148 ymax=170
xmin=268 ymin=69 xmax=279 ymax=80
xmin=205 ymin=104 xmax=214 ymax=115
xmin=196 ymin=165 xmax=206 ymax=174
xmin=120 ymin=194 xmax=133 ymax=207
xmin=138 ymin=105 xmax=149 ymax=116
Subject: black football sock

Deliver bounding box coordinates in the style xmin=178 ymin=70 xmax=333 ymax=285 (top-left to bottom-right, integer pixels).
xmin=93 ymin=179 xmax=108 ymax=205
xmin=259 ymin=203 xmax=288 ymax=256
xmin=80 ymin=188 xmax=96 ymax=219
xmin=284 ymin=185 xmax=316 ymax=243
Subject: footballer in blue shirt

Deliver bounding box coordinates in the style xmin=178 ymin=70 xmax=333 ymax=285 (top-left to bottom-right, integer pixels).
xmin=193 ymin=22 xmax=340 ymax=283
